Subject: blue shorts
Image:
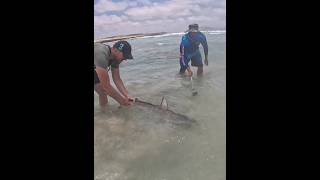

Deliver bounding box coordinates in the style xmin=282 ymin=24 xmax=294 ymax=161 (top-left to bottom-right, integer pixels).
xmin=179 ymin=51 xmax=203 ymax=73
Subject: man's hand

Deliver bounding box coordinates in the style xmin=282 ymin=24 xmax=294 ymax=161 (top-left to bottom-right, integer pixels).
xmin=121 ymin=98 xmax=133 ymax=106
xmin=120 ymin=95 xmax=135 ymax=106
xmin=124 ymin=94 xmax=135 ymax=103
xmin=127 ymin=96 xmax=135 ymax=103
xmin=205 ymin=58 xmax=208 ymax=66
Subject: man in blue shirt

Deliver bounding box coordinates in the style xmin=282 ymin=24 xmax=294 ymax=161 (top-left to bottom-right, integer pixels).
xmin=179 ymin=24 xmax=208 ymax=76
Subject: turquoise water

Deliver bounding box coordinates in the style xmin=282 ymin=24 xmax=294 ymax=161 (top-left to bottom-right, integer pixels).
xmin=94 ymin=31 xmax=226 ymax=180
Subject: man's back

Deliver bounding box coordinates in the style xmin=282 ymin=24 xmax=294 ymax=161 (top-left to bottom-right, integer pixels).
xmin=94 ymin=43 xmax=112 ymax=69
xmin=180 ymin=32 xmax=207 ymax=54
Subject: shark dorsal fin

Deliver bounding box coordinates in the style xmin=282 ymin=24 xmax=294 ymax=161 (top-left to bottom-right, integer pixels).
xmin=160 ymin=96 xmax=168 ymax=110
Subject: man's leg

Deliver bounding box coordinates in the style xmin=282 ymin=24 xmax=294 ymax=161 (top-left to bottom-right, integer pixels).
xmin=94 ymin=83 xmax=104 ymax=96
xmin=95 ymin=66 xmax=110 ymax=107
xmin=191 ymin=51 xmax=204 ymax=76
xmin=197 ymin=66 xmax=203 ymax=76
xmin=94 ymin=70 xmax=104 ymax=96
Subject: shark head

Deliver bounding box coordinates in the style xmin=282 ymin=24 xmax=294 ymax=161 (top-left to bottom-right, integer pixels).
xmin=160 ymin=96 xmax=168 ymax=110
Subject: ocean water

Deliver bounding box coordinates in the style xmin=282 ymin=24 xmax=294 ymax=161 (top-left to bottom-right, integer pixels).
xmin=94 ymin=31 xmax=226 ymax=180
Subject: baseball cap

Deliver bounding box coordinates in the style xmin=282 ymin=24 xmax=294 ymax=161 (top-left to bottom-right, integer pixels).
xmin=113 ymin=41 xmax=133 ymax=60
xmin=186 ymin=24 xmax=199 ymax=32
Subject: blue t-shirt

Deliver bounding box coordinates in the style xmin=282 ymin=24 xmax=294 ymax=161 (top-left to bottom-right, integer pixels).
xmin=180 ymin=32 xmax=208 ymax=68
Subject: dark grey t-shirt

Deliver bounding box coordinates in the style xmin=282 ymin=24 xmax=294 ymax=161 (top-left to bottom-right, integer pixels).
xmin=94 ymin=43 xmax=119 ymax=69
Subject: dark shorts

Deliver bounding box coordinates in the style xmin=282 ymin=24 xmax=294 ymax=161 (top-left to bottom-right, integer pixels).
xmin=179 ymin=51 xmax=203 ymax=73
xmin=94 ymin=69 xmax=100 ymax=84
xmin=190 ymin=50 xmax=203 ymax=67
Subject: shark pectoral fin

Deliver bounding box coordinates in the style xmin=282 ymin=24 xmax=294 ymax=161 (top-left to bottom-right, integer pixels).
xmin=160 ymin=96 xmax=168 ymax=110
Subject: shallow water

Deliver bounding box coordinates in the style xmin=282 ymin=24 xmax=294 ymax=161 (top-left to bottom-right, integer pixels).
xmin=94 ymin=31 xmax=226 ymax=180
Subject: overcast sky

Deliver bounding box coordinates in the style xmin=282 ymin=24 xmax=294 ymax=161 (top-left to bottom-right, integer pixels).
xmin=94 ymin=0 xmax=225 ymax=39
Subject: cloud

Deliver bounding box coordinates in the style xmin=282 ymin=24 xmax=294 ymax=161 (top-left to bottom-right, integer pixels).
xmin=125 ymin=1 xmax=193 ymax=20
xmin=128 ymin=1 xmax=138 ymax=7
xmin=94 ymin=0 xmax=129 ymax=13
xmin=94 ymin=0 xmax=226 ymax=38
xmin=94 ymin=14 xmax=128 ymax=26
xmin=136 ymin=0 xmax=152 ymax=5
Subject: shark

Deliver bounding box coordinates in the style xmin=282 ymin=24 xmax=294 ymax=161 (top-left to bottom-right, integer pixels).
xmin=133 ymin=97 xmax=198 ymax=128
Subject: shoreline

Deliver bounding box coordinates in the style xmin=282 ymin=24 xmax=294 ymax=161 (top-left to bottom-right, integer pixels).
xmin=94 ymin=30 xmax=226 ymax=43
xmin=94 ymin=32 xmax=167 ymax=43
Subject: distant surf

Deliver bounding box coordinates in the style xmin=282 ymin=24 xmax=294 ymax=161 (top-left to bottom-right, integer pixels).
xmin=138 ymin=30 xmax=226 ymax=39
